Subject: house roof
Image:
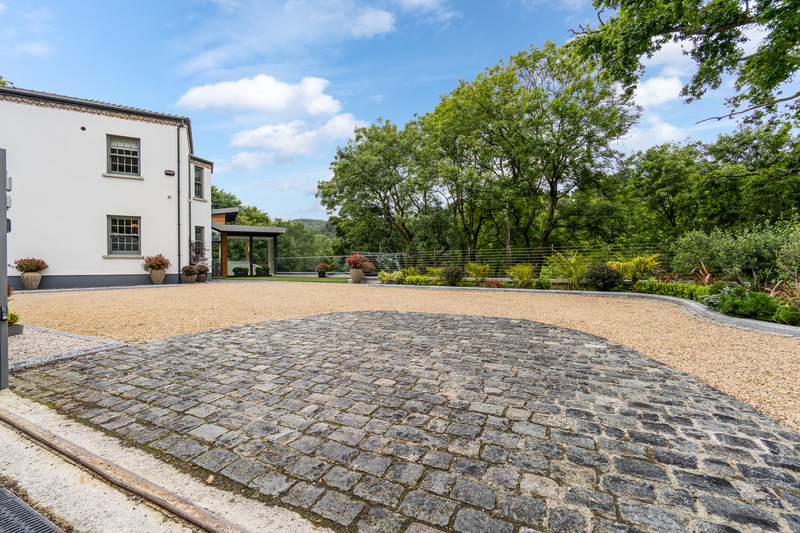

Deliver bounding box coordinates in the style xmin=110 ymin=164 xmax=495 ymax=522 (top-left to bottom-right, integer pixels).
xmin=0 ymin=85 xmax=199 ymax=154
xmin=212 ymin=222 xmax=286 ymax=236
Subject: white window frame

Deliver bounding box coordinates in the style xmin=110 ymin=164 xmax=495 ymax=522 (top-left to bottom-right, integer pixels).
xmin=107 ymin=216 xmax=141 ymax=255
xmin=107 ymin=135 xmax=141 ymax=176
xmin=194 ymin=166 xmax=204 ymax=199
xmin=194 ymin=225 xmax=204 ymax=243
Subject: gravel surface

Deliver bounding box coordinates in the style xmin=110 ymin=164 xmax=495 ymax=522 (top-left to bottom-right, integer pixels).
xmin=8 ymin=328 xmax=106 ymax=363
xmin=12 ymin=281 xmax=800 ymax=432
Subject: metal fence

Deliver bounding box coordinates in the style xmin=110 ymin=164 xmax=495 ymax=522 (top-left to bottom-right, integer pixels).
xmin=276 ymin=242 xmax=674 ymax=277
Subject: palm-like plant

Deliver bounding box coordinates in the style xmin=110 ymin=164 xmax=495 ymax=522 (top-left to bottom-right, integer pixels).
xmin=506 ymin=264 xmax=535 ymax=288
xmin=545 ymin=252 xmax=590 ymax=290
xmin=465 ymin=263 xmax=490 ymax=286
xmin=607 ymin=253 xmax=661 ymax=284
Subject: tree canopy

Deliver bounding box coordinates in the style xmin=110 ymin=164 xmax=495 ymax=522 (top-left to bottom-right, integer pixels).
xmin=571 ymin=0 xmax=800 ymax=120
xmin=317 ymin=42 xmax=639 ymax=256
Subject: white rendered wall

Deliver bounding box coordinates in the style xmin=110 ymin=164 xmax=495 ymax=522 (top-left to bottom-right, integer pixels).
xmin=0 ymin=99 xmax=211 ymax=281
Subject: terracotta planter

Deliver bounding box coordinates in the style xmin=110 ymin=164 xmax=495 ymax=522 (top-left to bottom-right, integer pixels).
xmin=197 ymin=273 xmax=208 ymax=283
xmin=350 ymin=268 xmax=363 ymax=283
xmin=149 ymin=269 xmax=166 ymax=285
xmin=20 ymin=272 xmax=42 ymax=290
xmin=182 ymin=274 xmax=197 ymax=283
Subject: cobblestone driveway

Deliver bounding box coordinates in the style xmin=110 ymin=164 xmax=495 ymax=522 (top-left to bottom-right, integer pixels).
xmin=11 ymin=311 xmax=800 ymax=532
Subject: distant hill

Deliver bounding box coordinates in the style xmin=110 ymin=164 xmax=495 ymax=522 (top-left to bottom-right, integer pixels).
xmin=293 ymin=218 xmax=336 ymax=239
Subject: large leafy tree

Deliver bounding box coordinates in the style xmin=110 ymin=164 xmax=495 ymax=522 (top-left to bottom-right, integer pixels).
xmin=572 ymin=0 xmax=800 ymax=119
xmin=442 ymin=42 xmax=638 ymax=252
xmin=317 ymin=119 xmax=447 ymax=252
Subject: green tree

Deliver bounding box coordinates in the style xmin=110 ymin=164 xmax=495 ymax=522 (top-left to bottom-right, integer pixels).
xmin=624 ymin=142 xmax=706 ymax=239
xmin=211 ymin=185 xmax=242 ymax=209
xmin=572 ymin=0 xmax=800 ymax=119
xmin=442 ymin=42 xmax=638 ymax=253
xmin=317 ymin=119 xmax=445 ymax=252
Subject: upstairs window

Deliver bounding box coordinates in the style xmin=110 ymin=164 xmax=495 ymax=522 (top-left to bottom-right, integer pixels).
xmin=108 ymin=216 xmax=140 ymax=255
xmin=108 ymin=135 xmax=140 ymax=175
xmin=194 ymin=166 xmax=204 ymax=198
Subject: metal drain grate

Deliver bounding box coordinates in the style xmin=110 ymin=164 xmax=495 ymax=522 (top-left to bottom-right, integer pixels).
xmin=0 ymin=488 xmax=64 ymax=533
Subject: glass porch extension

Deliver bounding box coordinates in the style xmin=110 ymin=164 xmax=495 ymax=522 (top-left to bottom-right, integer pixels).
xmin=211 ymin=208 xmax=285 ymax=278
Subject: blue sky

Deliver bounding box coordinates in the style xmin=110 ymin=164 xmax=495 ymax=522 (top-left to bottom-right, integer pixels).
xmin=0 ymin=0 xmax=766 ymax=220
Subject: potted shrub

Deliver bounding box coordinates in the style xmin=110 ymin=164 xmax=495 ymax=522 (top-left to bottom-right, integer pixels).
xmin=232 ymin=266 xmax=249 ymax=277
xmin=181 ymin=264 xmax=198 ymax=283
xmin=13 ymin=258 xmax=49 ymax=290
xmin=316 ymin=262 xmax=330 ymax=278
xmin=256 ymin=266 xmax=270 ymax=276
xmin=141 ymin=254 xmax=171 ymax=285
xmin=345 ymin=254 xmax=374 ymax=283
xmin=195 ymin=264 xmax=210 ymax=283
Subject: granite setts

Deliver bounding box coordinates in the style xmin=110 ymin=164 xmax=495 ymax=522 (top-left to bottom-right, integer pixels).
xmin=11 ymin=311 xmax=800 ymax=532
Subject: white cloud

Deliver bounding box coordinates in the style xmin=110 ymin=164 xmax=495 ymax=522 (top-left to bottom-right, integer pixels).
xmin=226 ymin=152 xmax=270 ymax=172
xmin=351 ymin=8 xmax=395 ymax=38
xmin=393 ymin=0 xmax=458 ymax=22
xmin=229 ymin=113 xmax=366 ymax=165
xmin=634 ymin=76 xmax=683 ymax=107
xmin=177 ymin=74 xmax=341 ymax=115
xmin=0 ymin=5 xmax=55 ymax=59
xmin=619 ymin=115 xmax=686 ymax=152
xmin=177 ymin=0 xmax=398 ymax=75
xmin=643 ymin=40 xmax=694 ymax=77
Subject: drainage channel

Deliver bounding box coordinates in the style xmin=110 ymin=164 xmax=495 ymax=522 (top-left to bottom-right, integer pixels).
xmin=0 ymin=407 xmax=252 ymax=533
xmin=0 ymin=487 xmax=64 ymax=533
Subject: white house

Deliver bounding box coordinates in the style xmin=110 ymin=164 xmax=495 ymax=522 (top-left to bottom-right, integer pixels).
xmin=0 ymin=86 xmax=213 ymax=288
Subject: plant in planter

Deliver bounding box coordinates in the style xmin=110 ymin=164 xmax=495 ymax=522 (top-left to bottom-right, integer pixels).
xmin=256 ymin=266 xmax=270 ymax=276
xmin=13 ymin=258 xmax=49 ymax=290
xmin=7 ymin=284 xmax=22 ymax=336
xmin=232 ymin=266 xmax=249 ymax=277
xmin=345 ymin=254 xmax=374 ymax=283
xmin=181 ymin=264 xmax=198 ymax=283
xmin=141 ymin=254 xmax=171 ymax=285
xmin=316 ymin=262 xmax=330 ymax=278
xmin=195 ymin=264 xmax=210 ymax=283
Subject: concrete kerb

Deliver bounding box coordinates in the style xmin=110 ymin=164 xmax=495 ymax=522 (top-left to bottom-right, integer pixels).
xmin=9 ymin=325 xmax=126 ymax=372
xmin=360 ymin=282 xmax=800 ymax=339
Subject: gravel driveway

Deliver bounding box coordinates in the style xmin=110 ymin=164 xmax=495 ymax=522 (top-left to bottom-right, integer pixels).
xmin=12 ymin=281 xmax=800 ymax=432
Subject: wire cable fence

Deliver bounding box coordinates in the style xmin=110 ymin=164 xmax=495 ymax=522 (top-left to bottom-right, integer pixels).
xmin=276 ymin=242 xmax=675 ymax=277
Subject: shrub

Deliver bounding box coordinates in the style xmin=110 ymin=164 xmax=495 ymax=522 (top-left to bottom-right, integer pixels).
xmin=345 ymin=254 xmax=371 ymax=269
xmin=405 ymin=275 xmax=432 ymax=285
xmin=427 ymin=267 xmax=444 ymax=282
xmin=633 ymin=281 xmax=712 ymax=301
xmin=506 ymin=264 xmax=535 ymax=288
xmin=716 ymin=287 xmax=778 ymax=321
xmin=255 ymin=266 xmax=269 ymax=274
xmin=400 ymin=266 xmax=421 ymax=278
xmin=773 ymin=305 xmax=800 ymax=326
xmin=13 ymin=258 xmax=49 ymax=273
xmin=607 ymin=253 xmax=660 ymax=284
xmin=378 ymin=270 xmax=393 ymax=284
xmin=465 ymin=263 xmax=490 ymax=286
xmin=546 ymin=252 xmax=590 ymax=289
xmin=181 ymin=264 xmax=198 ymax=276
xmin=533 ymin=277 xmax=552 ymax=290
xmin=195 ymin=264 xmax=210 ymax=275
xmin=584 ymin=265 xmax=622 ymax=291
xmin=232 ymin=266 xmax=248 ymax=275
xmin=8 ymin=312 xmax=18 ymax=326
xmin=315 ymin=262 xmax=330 ymax=273
xmin=484 ymin=278 xmax=504 ymax=288
xmin=442 ymin=265 xmax=463 ymax=286
xmin=141 ymin=254 xmax=170 ymax=272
